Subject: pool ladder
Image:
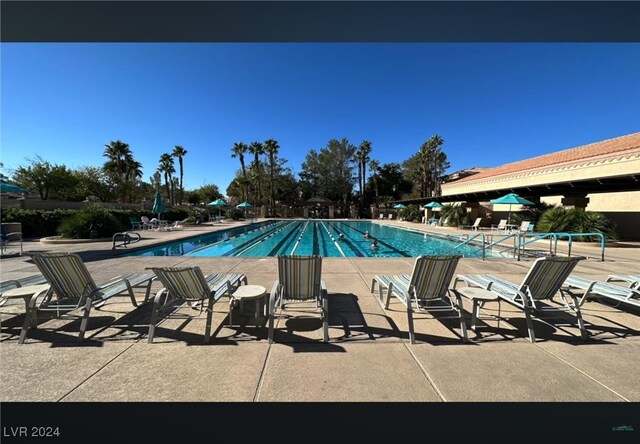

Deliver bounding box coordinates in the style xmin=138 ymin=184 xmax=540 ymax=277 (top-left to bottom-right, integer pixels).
xmin=112 ymin=232 xmax=141 ymax=250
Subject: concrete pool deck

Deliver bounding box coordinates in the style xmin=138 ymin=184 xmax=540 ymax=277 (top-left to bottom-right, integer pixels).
xmin=1 ymin=219 xmax=639 ymax=402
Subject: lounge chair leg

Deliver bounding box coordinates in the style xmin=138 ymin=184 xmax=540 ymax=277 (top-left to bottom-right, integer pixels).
xmin=406 ymin=305 xmax=416 ymax=344
xmin=523 ymin=304 xmax=536 ymax=343
xmin=268 ymin=294 xmax=276 ymax=344
xmin=571 ymin=294 xmax=588 ymax=340
xmin=148 ymin=291 xmax=164 ymax=344
xmin=78 ymin=297 xmax=93 ymax=341
xmin=370 ymin=279 xmax=377 ymax=294
xmin=471 ymin=300 xmax=479 ymax=330
xmin=204 ymin=297 xmax=214 ymax=343
xmin=322 ymin=294 xmax=329 ymax=343
xmin=454 ymin=292 xmax=468 ymax=342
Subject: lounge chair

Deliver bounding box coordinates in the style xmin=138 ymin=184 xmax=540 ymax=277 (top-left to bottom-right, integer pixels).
xmin=453 ymin=256 xmax=586 ymax=342
xmin=462 ymin=217 xmax=482 ymax=230
xmin=563 ymin=276 xmax=640 ymax=309
xmin=268 ymin=255 xmax=328 ymax=343
xmin=371 ymin=255 xmax=467 ymax=343
xmin=491 ymin=219 xmax=507 ymax=232
xmin=510 ymin=221 xmax=530 ymax=234
xmin=129 ymin=216 xmax=143 ymax=230
xmin=0 ymin=275 xmax=48 ymax=307
xmin=141 ymin=216 xmax=158 ymax=230
xmin=146 ymin=266 xmax=247 ymax=343
xmin=378 ymin=214 xmax=384 ymax=220
xmin=606 ymin=274 xmax=640 ymax=289
xmin=388 ymin=214 xmax=393 ymax=220
xmin=1 ymin=223 xmax=23 ymax=255
xmin=21 ymin=252 xmax=156 ymax=343
xmin=171 ymin=218 xmax=189 ymax=230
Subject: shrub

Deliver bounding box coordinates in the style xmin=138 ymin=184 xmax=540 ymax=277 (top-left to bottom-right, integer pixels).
xmin=511 ymin=202 xmax=556 ymax=227
xmin=59 ymin=205 xmax=125 ymax=239
xmin=440 ymin=203 xmax=472 ymax=227
xmin=1 ymin=208 xmax=76 ymax=238
xmin=397 ymin=204 xmax=423 ymax=222
xmin=537 ymin=207 xmax=617 ymax=241
xmin=225 ymin=207 xmax=245 ymax=220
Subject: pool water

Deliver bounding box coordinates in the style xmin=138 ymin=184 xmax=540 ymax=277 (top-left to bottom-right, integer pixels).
xmin=125 ymin=221 xmax=495 ymax=258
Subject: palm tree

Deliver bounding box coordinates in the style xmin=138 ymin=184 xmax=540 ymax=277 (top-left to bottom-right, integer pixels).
xmin=263 ymin=139 xmax=280 ymax=216
xmin=368 ymin=159 xmax=380 ymax=207
xmin=354 ymin=140 xmax=372 ymax=206
xmin=248 ymin=141 xmax=264 ymax=204
xmin=158 ymin=153 xmax=175 ymax=203
xmin=103 ymin=140 xmax=135 ymax=202
xmin=231 ymin=142 xmax=249 ymax=200
xmin=172 ymin=145 xmax=187 ymax=204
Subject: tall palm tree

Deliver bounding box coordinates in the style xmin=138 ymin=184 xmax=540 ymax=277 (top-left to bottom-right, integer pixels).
xmin=248 ymin=141 xmax=264 ymax=204
xmin=172 ymin=145 xmax=187 ymax=204
xmin=358 ymin=140 xmax=372 ymax=203
xmin=368 ymin=159 xmax=380 ymax=207
xmin=103 ymin=140 xmax=135 ymax=202
xmin=231 ymin=142 xmax=249 ymax=200
xmin=263 ymin=139 xmax=279 ymax=216
xmin=158 ymin=153 xmax=175 ymax=203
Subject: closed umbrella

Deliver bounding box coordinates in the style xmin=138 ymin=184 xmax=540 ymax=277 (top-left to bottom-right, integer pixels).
xmin=0 ymin=181 xmax=25 ymax=193
xmin=490 ymin=193 xmax=535 ymax=224
xmin=208 ymin=198 xmax=229 ymax=219
xmin=152 ymin=191 xmax=165 ymax=219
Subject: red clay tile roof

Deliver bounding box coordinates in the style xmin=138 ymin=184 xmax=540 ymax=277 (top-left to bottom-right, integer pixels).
xmin=454 ymin=132 xmax=640 ymax=184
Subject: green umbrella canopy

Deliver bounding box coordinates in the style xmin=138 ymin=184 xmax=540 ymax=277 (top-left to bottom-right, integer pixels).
xmin=0 ymin=180 xmax=25 ymax=193
xmin=393 ymin=204 xmax=407 ymax=209
xmin=208 ymin=198 xmax=229 ymax=218
xmin=423 ymin=202 xmax=443 ymax=208
xmin=490 ymin=193 xmax=535 ymax=224
xmin=152 ymin=191 xmax=165 ymax=218
xmin=237 ymin=202 xmax=253 ymax=208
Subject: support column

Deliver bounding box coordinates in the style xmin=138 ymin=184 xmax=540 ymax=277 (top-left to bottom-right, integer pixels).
xmin=465 ymin=202 xmax=480 ymax=221
xmin=328 ymin=205 xmax=335 ymax=219
xmin=260 ymin=205 xmax=267 ymax=218
xmin=303 ymin=207 xmax=309 ymax=218
xmin=561 ymin=195 xmax=590 ymax=210
xmin=424 ymin=208 xmax=432 ymax=224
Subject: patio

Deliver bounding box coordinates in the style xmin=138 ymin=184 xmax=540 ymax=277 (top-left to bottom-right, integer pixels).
xmin=1 ymin=219 xmax=639 ymax=402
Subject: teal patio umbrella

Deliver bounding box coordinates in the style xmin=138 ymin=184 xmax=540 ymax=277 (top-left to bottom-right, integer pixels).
xmin=423 ymin=201 xmax=443 ymax=209
xmin=490 ymin=193 xmax=535 ymax=224
xmin=152 ymin=191 xmax=165 ymax=219
xmin=393 ymin=204 xmax=407 ymax=209
xmin=237 ymin=201 xmax=253 ymax=218
xmin=208 ymin=198 xmax=229 ymax=218
xmin=0 ymin=181 xmax=25 ymax=193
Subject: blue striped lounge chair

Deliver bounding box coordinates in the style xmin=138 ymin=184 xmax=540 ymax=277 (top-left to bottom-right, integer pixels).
xmin=453 ymin=256 xmax=586 ymax=342
xmin=371 ymin=255 xmax=467 ymax=344
xmin=606 ymin=274 xmax=640 ymax=290
xmin=22 ymin=252 xmax=156 ymax=344
xmin=0 ymin=274 xmax=48 ymax=307
xmin=269 ymin=255 xmax=328 ymax=343
xmin=147 ymin=266 xmax=247 ymax=343
xmin=563 ymin=276 xmax=640 ymax=310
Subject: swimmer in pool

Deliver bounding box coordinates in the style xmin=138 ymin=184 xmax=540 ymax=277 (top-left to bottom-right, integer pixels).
xmin=338 ymin=233 xmax=345 ymax=242
xmin=363 ymin=231 xmax=370 ymax=239
xmin=370 ymin=239 xmax=379 ymax=249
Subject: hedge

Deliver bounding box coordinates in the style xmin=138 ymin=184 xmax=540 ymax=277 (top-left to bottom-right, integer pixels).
xmin=1 ymin=207 xmax=191 ymax=238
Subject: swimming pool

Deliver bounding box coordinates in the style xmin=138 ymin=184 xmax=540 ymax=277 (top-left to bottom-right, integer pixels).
xmin=125 ymin=220 xmax=496 ymax=258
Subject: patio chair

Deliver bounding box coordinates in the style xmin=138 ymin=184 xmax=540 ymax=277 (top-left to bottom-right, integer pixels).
xmin=171 ymin=218 xmax=189 ymax=230
xmin=453 ymin=256 xmax=586 ymax=342
xmin=371 ymin=255 xmax=467 ymax=344
xmin=387 ymin=214 xmax=393 ymax=220
xmin=129 ymin=216 xmax=143 ymax=230
xmin=146 ymin=266 xmax=247 ymax=343
xmin=462 ymin=217 xmax=482 ymax=230
xmin=563 ymin=276 xmax=640 ymax=309
xmin=511 ymin=221 xmax=530 ymax=234
xmin=268 ymin=255 xmax=328 ymax=343
xmin=0 ymin=274 xmax=48 ymax=307
xmin=1 ymin=223 xmax=23 ymax=255
xmin=491 ymin=219 xmax=508 ymax=232
xmin=606 ymin=274 xmax=640 ymax=289
xmin=141 ymin=216 xmax=158 ymax=230
xmin=21 ymin=252 xmax=156 ymax=343
xmin=378 ymin=214 xmax=384 ymax=220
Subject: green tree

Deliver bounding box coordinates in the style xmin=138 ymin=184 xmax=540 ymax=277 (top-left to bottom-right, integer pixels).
xmin=354 ymin=140 xmax=372 ymax=206
xmin=263 ymin=139 xmax=280 ymax=216
xmin=248 ymin=141 xmax=265 ymax=205
xmin=102 ymin=140 xmax=142 ymax=202
xmin=13 ymin=156 xmax=76 ymax=200
xmin=231 ymin=142 xmax=249 ymax=201
xmin=403 ymin=135 xmax=450 ymax=198
xmin=365 ymin=162 xmax=413 ymax=204
xmin=368 ymin=159 xmax=381 ymax=206
xmin=72 ymin=166 xmax=117 ymax=202
xmin=158 ymin=153 xmax=175 ymax=204
xmin=194 ymin=183 xmax=223 ymax=203
xmin=172 ymin=145 xmax=188 ymax=204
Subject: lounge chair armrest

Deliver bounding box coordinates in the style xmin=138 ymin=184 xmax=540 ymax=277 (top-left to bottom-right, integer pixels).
xmin=320 ymin=280 xmax=328 ymax=298
xmin=270 ymin=281 xmax=281 ymax=299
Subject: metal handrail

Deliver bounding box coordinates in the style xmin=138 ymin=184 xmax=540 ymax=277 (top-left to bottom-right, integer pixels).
xmin=112 ymin=232 xmax=141 ymax=250
xmin=451 ymin=232 xmax=486 ymax=260
xmin=518 ymin=231 xmax=606 ymax=261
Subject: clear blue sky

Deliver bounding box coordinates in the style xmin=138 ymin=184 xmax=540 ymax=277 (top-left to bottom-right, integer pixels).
xmin=2 ymin=43 xmax=639 ymax=193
